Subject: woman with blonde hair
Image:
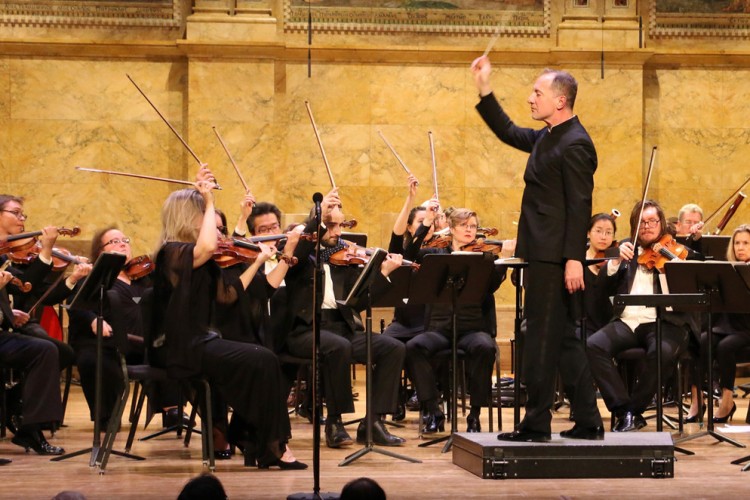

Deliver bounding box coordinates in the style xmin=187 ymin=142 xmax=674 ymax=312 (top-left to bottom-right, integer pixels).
xmin=152 ymin=179 xmax=305 ymax=469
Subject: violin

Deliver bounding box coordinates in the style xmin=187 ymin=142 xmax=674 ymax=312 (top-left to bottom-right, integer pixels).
xmin=594 ymin=241 xmax=620 ymax=260
xmin=328 ymin=241 xmax=419 ymax=269
xmin=213 ymin=238 xmax=297 ymax=268
xmin=10 ymin=244 xmax=87 ymax=272
xmin=423 ymin=227 xmax=498 ymax=249
xmin=0 ymin=260 xmax=31 ymax=292
xmin=637 ymin=234 xmax=688 ymax=273
xmin=123 ymin=255 xmax=154 ymax=280
xmin=0 ymin=227 xmax=81 ymax=256
xmin=459 ymin=238 xmax=507 ymax=256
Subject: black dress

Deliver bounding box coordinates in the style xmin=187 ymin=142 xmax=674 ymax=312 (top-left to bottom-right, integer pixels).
xmin=153 ymin=242 xmax=291 ymax=455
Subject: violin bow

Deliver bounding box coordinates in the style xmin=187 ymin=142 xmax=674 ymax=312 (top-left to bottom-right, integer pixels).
xmin=377 ymin=130 xmax=413 ymax=176
xmin=212 ymin=126 xmax=250 ymax=193
xmin=428 ymin=130 xmax=439 ymax=201
xmin=630 ymin=146 xmax=657 ymax=244
xmin=304 ymin=101 xmax=337 ymax=190
xmin=75 ymin=167 xmax=217 ymax=189
xmin=126 ymin=74 xmax=221 ymax=189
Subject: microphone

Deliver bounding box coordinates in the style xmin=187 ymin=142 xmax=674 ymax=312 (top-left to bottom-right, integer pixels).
xmin=313 ymin=192 xmax=323 ymax=225
xmin=312 ymin=192 xmax=324 ymax=204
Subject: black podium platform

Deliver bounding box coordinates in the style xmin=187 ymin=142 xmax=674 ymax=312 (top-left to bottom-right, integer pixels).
xmin=452 ymin=432 xmax=674 ymax=479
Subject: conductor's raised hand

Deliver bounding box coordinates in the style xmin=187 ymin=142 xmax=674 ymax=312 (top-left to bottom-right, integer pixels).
xmin=470 ymin=55 xmax=493 ymax=97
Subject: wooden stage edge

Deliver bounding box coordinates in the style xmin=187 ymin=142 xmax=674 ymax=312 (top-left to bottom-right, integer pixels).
xmin=2 ymin=372 xmax=750 ymax=499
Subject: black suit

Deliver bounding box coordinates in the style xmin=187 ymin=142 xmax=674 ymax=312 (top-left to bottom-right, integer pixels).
xmin=283 ymin=222 xmax=405 ymax=416
xmin=476 ymin=93 xmax=602 ymax=433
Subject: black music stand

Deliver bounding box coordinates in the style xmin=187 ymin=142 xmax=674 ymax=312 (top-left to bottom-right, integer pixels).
xmin=412 ymin=253 xmax=494 ymax=453
xmin=661 ymin=261 xmax=748 ymax=451
xmin=613 ymin=291 xmax=706 ymax=456
xmin=339 ymin=249 xmax=420 ymax=467
xmin=495 ymin=258 xmax=528 ymax=428
xmin=52 ymin=252 xmax=135 ymax=469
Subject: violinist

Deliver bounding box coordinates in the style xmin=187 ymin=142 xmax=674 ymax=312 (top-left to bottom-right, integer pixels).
xmin=406 ymin=208 xmax=505 ymax=434
xmin=66 ymin=227 xmax=181 ymax=432
xmin=283 ymin=189 xmax=407 ymax=448
xmin=0 ymin=194 xmax=83 ymax=372
xmin=212 ymin=199 xmax=302 ymax=461
xmin=586 ymin=199 xmax=701 ymax=432
xmin=152 ymin=181 xmax=305 ymax=470
xmin=383 ymin=175 xmax=437 ymax=419
xmin=686 ymin=224 xmax=750 ymax=423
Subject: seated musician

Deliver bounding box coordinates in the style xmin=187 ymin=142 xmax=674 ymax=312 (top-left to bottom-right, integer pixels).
xmin=405 ymin=208 xmax=506 ymax=434
xmin=0 ymin=195 xmax=80 ymax=372
xmin=283 ymin=189 xmax=407 ymax=448
xmin=676 ymin=203 xmax=704 ymax=252
xmin=66 ymin=227 xmax=181 ymax=432
xmin=686 ymin=224 xmax=750 ymax=423
xmin=0 ymin=267 xmax=65 ymax=455
xmin=586 ymin=199 xmax=701 ymax=432
xmin=152 ymin=179 xmax=305 ymax=470
xmin=580 ymin=213 xmax=619 ymax=337
xmin=383 ymin=175 xmax=437 ymax=419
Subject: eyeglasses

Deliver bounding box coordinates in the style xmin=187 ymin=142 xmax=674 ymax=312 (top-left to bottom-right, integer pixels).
xmin=591 ymin=229 xmax=614 ymax=237
xmin=639 ymin=219 xmax=660 ymax=228
xmin=217 ymin=226 xmax=227 ymax=235
xmin=456 ymin=223 xmax=478 ymax=230
xmin=255 ymin=222 xmax=280 ymax=235
xmin=2 ymin=210 xmax=27 ymax=220
xmin=103 ymin=237 xmax=130 ymax=247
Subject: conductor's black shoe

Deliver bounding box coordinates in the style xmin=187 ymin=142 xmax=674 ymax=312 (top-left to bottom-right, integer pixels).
xmin=466 ymin=414 xmax=481 ymax=433
xmin=356 ymin=419 xmax=405 ymax=446
xmin=11 ymin=431 xmax=64 ymax=455
xmin=325 ymin=417 xmax=353 ymax=448
xmin=613 ymin=411 xmax=646 ymax=432
xmin=497 ymin=430 xmax=551 ymax=443
xmin=560 ymin=424 xmax=605 ymax=440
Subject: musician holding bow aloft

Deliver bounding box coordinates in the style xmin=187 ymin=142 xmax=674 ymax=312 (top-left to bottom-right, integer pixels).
xmin=282 ymin=188 xmax=407 ymax=449
xmin=586 ymin=199 xmax=702 ymax=432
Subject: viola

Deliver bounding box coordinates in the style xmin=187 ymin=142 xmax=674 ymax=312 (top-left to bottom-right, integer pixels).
xmin=637 ymin=234 xmax=688 ymax=273
xmin=0 ymin=226 xmax=81 ymax=256
xmin=328 ymin=240 xmax=419 ymax=269
xmin=123 ymin=255 xmax=154 ymax=280
xmin=213 ymin=238 xmax=297 ymax=269
xmin=10 ymin=244 xmax=87 ymax=272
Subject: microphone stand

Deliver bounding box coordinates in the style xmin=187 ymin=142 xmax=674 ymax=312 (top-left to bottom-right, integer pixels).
xmin=288 ymin=193 xmax=337 ymax=500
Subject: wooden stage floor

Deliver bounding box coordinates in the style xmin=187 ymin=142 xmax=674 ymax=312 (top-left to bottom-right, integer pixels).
xmin=2 ymin=371 xmax=750 ymax=499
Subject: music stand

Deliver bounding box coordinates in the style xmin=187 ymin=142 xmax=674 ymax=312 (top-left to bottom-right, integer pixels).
xmin=51 ymin=252 xmax=136 ymax=469
xmin=338 ymin=249 xmax=420 ymax=466
xmin=411 ymin=253 xmax=494 ymax=453
xmin=699 ymin=235 xmax=731 ymax=261
xmin=662 ymin=261 xmax=748 ymax=451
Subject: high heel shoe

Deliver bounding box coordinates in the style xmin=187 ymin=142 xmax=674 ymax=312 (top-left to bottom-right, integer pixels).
xmin=421 ymin=410 xmax=445 ymax=434
xmin=713 ymin=402 xmax=737 ymax=424
xmin=683 ymin=404 xmax=705 ymax=424
xmin=11 ymin=431 xmax=64 ymax=456
xmin=257 ymin=456 xmax=308 ymax=470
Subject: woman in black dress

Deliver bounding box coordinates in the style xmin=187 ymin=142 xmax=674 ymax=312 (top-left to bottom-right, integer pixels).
xmin=152 ymin=180 xmax=305 ymax=469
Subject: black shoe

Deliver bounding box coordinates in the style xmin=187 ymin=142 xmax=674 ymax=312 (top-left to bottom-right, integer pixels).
xmin=613 ymin=411 xmax=646 ymax=432
xmin=683 ymin=404 xmax=705 ymax=424
xmin=0 ymin=458 xmax=10 ymax=466
xmin=421 ymin=410 xmax=445 ymax=434
xmin=466 ymin=414 xmax=481 ymax=433
xmin=11 ymin=431 xmax=64 ymax=456
xmin=325 ymin=417 xmax=353 ymax=448
xmin=405 ymin=393 xmax=420 ymax=412
xmin=497 ymin=430 xmax=551 ymax=443
xmin=393 ymin=402 xmax=406 ymax=422
xmin=560 ymin=424 xmax=605 ymax=440
xmin=713 ymin=403 xmax=737 ymax=424
xmin=257 ymin=457 xmax=309 ymax=470
xmin=162 ymin=408 xmax=190 ymax=428
xmin=214 ymin=448 xmax=232 ymax=460
xmin=356 ymin=418 xmax=406 ymax=446
xmin=297 ymin=405 xmax=325 ymax=425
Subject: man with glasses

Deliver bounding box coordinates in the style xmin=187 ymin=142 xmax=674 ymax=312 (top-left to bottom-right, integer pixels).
xmin=586 ymin=199 xmax=699 ymax=432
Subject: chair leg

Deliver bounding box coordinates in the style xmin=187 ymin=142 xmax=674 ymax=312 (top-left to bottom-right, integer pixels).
xmin=125 ymin=383 xmax=147 ymax=453
xmin=200 ymin=380 xmax=215 ymax=471
xmin=184 ymin=402 xmax=199 ymax=448
xmin=59 ymin=364 xmax=73 ymax=427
